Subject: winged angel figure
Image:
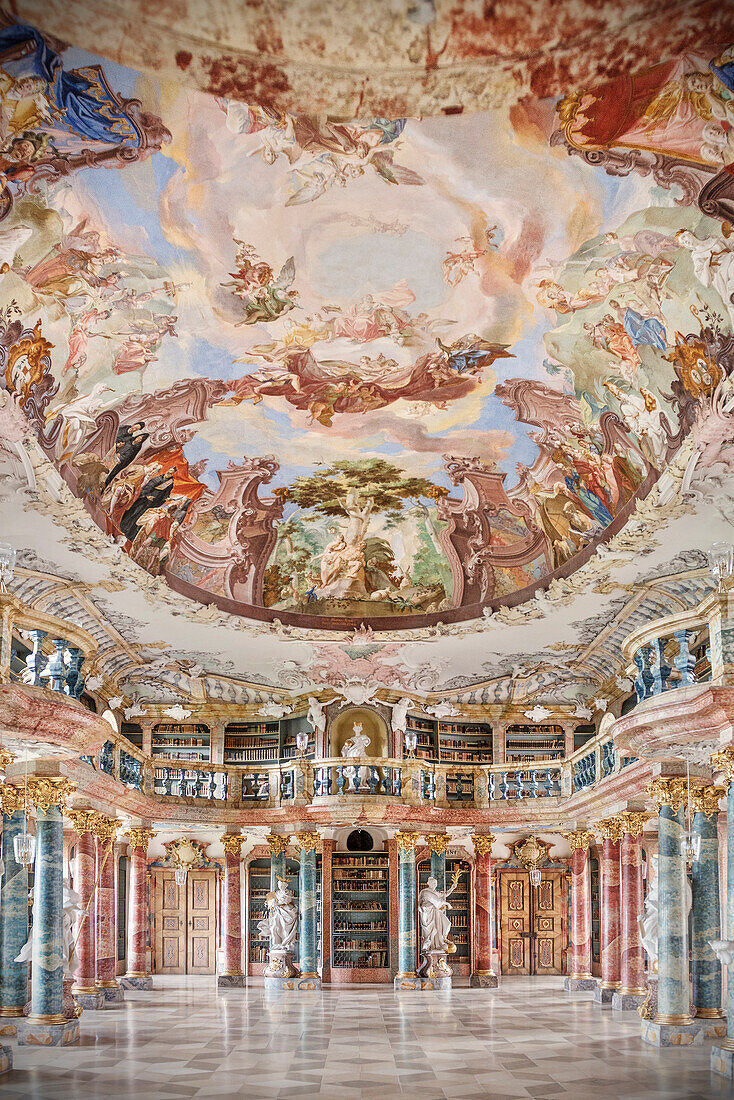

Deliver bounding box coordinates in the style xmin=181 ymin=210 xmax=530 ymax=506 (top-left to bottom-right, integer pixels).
xmin=221 ymin=241 xmax=298 ymax=325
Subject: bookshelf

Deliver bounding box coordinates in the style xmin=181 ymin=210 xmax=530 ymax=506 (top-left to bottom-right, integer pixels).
xmin=417 ymin=857 xmax=471 ymax=969
xmin=247 ymin=856 xmax=322 ymax=969
xmin=121 ymin=721 xmax=143 ymax=751
xmin=573 ymin=724 xmax=595 ymax=751
xmin=590 ymin=854 xmax=600 ymax=970
xmin=151 ymin=723 xmax=210 ymax=762
xmin=224 ymin=722 xmax=280 ymax=764
xmin=504 ymin=724 xmax=564 ymax=764
xmin=331 ymin=853 xmax=389 ymax=972
xmin=280 ymin=715 xmax=315 ymax=759
xmin=406 ymin=715 xmax=438 ymax=760
xmin=438 ymin=722 xmax=492 ymax=764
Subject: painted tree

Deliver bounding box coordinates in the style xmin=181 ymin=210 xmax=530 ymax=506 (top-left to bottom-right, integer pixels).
xmin=281 ymin=459 xmax=447 ymax=523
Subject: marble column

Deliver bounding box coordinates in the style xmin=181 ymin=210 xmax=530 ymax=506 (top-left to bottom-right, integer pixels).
xmin=613 ymin=812 xmax=649 ymax=1011
xmin=470 ymin=833 xmax=498 ymax=988
xmin=423 ymin=834 xmax=451 ymax=989
xmin=267 ymin=834 xmax=289 ymax=891
xmin=294 ymin=831 xmax=320 ymax=990
xmin=562 ymin=829 xmax=595 ymax=992
xmin=690 ymin=786 xmax=725 ymax=1034
xmin=594 ymin=817 xmax=622 ymax=1005
xmin=120 ymin=828 xmax=155 ymax=990
xmin=17 ymin=777 xmax=80 ymax=1046
xmin=0 ymin=784 xmax=28 ymax=1035
xmin=641 ymin=777 xmax=702 ymax=1047
xmin=66 ymin=810 xmax=104 ymax=1010
xmin=218 ymin=834 xmax=245 ymax=988
xmin=394 ymin=831 xmax=420 ymax=989
xmin=710 ymin=750 xmax=734 ymax=1076
xmin=92 ymin=815 xmax=124 ymax=1004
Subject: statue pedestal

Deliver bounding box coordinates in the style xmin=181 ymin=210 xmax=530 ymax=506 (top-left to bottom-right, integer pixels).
xmin=470 ymin=970 xmax=499 ymax=989
xmin=17 ymin=1016 xmax=80 ymax=1046
xmin=564 ymin=976 xmax=596 ymax=992
xmin=712 ymin=1041 xmax=734 ymax=1078
xmin=263 ymin=950 xmax=319 ymax=993
xmin=415 ymin=951 xmax=452 ymax=990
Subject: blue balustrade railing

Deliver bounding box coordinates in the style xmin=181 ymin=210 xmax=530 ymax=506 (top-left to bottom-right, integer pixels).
xmin=119 ymin=748 xmax=142 ymax=790
xmin=632 ymin=628 xmax=707 ymax=703
xmin=573 ymin=750 xmax=596 ymax=791
xmin=100 ymin=740 xmax=115 ymax=777
xmin=16 ymin=629 xmax=86 ymax=698
xmin=600 ymin=740 xmax=616 ymax=779
xmin=155 ymin=766 xmax=227 ymax=800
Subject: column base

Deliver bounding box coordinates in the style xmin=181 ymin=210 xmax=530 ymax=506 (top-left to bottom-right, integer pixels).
xmin=217 ymin=973 xmax=246 ymax=988
xmin=120 ymin=975 xmax=153 ymax=991
xmin=612 ymin=991 xmax=648 ymax=1012
xmin=470 ymin=971 xmax=499 ymax=989
xmin=0 ymin=1042 xmax=11 ymax=1075
xmin=593 ymin=983 xmax=619 ymax=1005
xmin=0 ymin=1011 xmax=24 ymax=1039
xmin=72 ymin=991 xmax=105 ymax=1011
xmin=17 ymin=1017 xmax=80 ymax=1046
xmin=711 ymin=1041 xmax=734 ymax=1077
xmin=641 ymin=1018 xmax=703 ymax=1047
xmin=263 ymin=974 xmax=321 ymax=993
xmin=394 ymin=972 xmax=421 ymax=990
xmin=697 ymin=1013 xmax=727 ymax=1040
xmin=97 ymin=982 xmax=124 ymax=1004
xmin=565 ymin=976 xmax=596 ymax=992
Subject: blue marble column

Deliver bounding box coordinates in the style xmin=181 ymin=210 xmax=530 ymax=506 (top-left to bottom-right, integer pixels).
xmin=656 ymin=803 xmax=691 ymax=1024
xmin=295 ymin=832 xmax=320 ymax=989
xmin=395 ymin=832 xmax=419 ymax=988
xmin=430 ymin=849 xmax=446 ymax=893
xmin=711 ymin=764 xmax=734 ymax=1075
xmin=691 ymin=791 xmax=724 ymax=1023
xmin=268 ymin=836 xmax=287 ymax=891
xmin=0 ymin=804 xmax=29 ymax=1028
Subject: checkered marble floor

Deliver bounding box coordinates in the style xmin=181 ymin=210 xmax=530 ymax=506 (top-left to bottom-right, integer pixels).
xmin=2 ymin=976 xmax=732 ymax=1099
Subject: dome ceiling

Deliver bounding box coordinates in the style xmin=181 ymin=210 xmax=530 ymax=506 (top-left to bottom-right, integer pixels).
xmin=0 ymin=14 xmax=734 ymax=641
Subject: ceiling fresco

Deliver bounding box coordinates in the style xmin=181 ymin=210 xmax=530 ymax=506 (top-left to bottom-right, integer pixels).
xmin=1 ymin=16 xmax=734 ymax=649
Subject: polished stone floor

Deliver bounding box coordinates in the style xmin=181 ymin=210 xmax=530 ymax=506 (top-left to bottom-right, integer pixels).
xmin=1 ymin=976 xmax=732 ymax=1099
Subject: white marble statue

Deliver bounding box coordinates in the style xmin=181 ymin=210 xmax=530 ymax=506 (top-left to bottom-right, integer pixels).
xmin=15 ymin=882 xmax=83 ymax=976
xmin=258 ymin=877 xmax=298 ymax=952
xmin=638 ymin=855 xmax=692 ymax=965
xmin=341 ymin=722 xmax=371 ymax=758
xmin=390 ymin=696 xmax=412 ymax=736
xmin=306 ymin=696 xmax=327 ymax=739
xmin=418 ymin=871 xmax=460 ymax=955
xmin=710 ymin=939 xmax=734 ymax=966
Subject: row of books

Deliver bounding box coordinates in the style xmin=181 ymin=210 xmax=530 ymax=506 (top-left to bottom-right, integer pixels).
xmin=332 ymin=952 xmax=388 ymax=968
xmin=334 ymin=938 xmax=386 ymax=950
xmin=334 ymin=921 xmax=387 ymax=932
xmin=227 ymin=747 xmax=278 ymax=761
xmin=333 ymin=880 xmax=386 ymax=891
xmin=225 ymin=736 xmax=279 ymax=747
xmin=152 ymin=736 xmax=209 ymax=747
xmin=226 ymin=724 xmax=279 ymax=735
xmin=332 ymin=856 xmax=388 ymax=867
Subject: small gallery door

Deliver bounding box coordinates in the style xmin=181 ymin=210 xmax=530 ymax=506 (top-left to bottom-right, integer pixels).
xmin=153 ymin=869 xmax=217 ymax=974
xmin=498 ymin=870 xmax=565 ymax=975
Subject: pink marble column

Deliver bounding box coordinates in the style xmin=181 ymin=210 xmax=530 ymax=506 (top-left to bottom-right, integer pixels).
xmin=614 ymin=813 xmax=648 ymax=1009
xmin=563 ymin=830 xmax=595 ymax=991
xmin=67 ymin=811 xmax=105 ymax=1010
xmin=93 ymin=817 xmax=124 ymax=1003
xmin=121 ymin=828 xmax=154 ymax=990
xmin=218 ymin=834 xmax=245 ymax=987
xmin=595 ymin=818 xmax=622 ymax=1005
xmin=470 ymin=835 xmax=498 ymax=987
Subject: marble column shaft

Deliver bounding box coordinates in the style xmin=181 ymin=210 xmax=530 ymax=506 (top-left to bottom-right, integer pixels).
xmin=298 ymin=847 xmax=318 ymax=977
xmin=95 ymin=836 xmax=117 ymax=987
xmin=569 ymin=845 xmax=592 ymax=979
xmin=430 ymin=850 xmax=446 ymax=893
xmin=29 ymin=807 xmax=64 ymax=1021
xmin=126 ymin=845 xmax=149 ymax=977
xmin=619 ymin=829 xmax=646 ymax=995
xmin=600 ymin=836 xmax=621 ymax=990
xmin=397 ymin=846 xmax=417 ymax=978
xmin=657 ymin=805 xmax=691 ymax=1023
xmin=473 ymin=852 xmax=494 ymax=975
xmin=270 ymin=851 xmax=286 ymax=892
xmin=71 ymin=828 xmax=97 ymax=993
xmin=0 ymin=810 xmax=29 ymax=1016
xmin=726 ymin=784 xmax=734 ymax=1041
xmin=691 ymin=808 xmax=723 ymax=1017
xmin=222 ymin=850 xmax=243 ymax=975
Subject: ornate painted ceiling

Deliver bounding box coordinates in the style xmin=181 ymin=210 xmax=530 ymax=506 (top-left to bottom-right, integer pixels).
xmin=0 ymin=9 xmax=733 ymax=706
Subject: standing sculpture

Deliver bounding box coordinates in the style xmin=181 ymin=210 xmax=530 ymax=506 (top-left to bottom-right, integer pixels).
xmin=306 ymin=697 xmax=327 ymax=746
xmin=417 ymin=869 xmax=461 ymax=985
xmin=341 ymin=721 xmax=371 ymax=790
xmin=258 ymin=877 xmax=298 ymax=979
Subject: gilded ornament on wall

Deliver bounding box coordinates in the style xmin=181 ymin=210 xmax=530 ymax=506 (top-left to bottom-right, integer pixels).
xmin=26 ymin=776 xmax=77 ymax=813
xmin=471 ymin=834 xmax=495 ymax=856
xmin=561 ymin=829 xmax=595 ymax=852
xmin=267 ymin=834 xmax=290 ymax=857
xmin=125 ymin=828 xmax=156 ymax=851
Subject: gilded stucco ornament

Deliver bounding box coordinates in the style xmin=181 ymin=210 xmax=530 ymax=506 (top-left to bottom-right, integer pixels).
xmin=471 ymin=834 xmax=495 ymax=856
xmin=616 ymin=812 xmax=650 ymax=838
xmin=0 ymin=782 xmax=24 ymax=816
xmin=595 ymin=817 xmax=624 ymax=842
xmin=514 ymin=836 xmax=545 ymax=870
xmin=710 ymin=746 xmax=734 ymax=786
xmin=562 ymin=830 xmax=595 ymax=852
xmin=125 ymin=828 xmax=156 ymax=851
xmin=66 ymin=809 xmax=100 ymax=835
xmin=0 ymin=749 xmax=17 ymax=772
xmin=690 ymin=786 xmax=725 ymax=817
xmin=221 ymin=834 xmax=245 ymax=856
xmin=293 ymin=831 xmax=320 ymax=852
xmin=646 ymin=777 xmax=690 ymax=812
xmin=266 ymin=834 xmax=291 ymax=857
xmin=25 ymin=776 xmax=77 ymax=813
xmin=425 ymin=833 xmax=450 ymax=856
xmin=90 ymin=813 xmax=119 ymax=843
xmin=395 ymin=831 xmax=421 ymax=854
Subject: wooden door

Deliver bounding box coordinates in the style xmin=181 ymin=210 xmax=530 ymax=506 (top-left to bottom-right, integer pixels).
xmin=187 ymin=870 xmax=217 ymax=974
xmin=531 ymin=872 xmax=565 ymax=975
xmin=499 ymin=871 xmax=532 ymax=974
xmin=154 ymin=870 xmax=186 ymax=974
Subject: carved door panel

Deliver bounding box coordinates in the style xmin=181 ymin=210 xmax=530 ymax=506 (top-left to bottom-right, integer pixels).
xmin=187 ymin=870 xmax=217 ymax=974
xmin=499 ymin=872 xmax=531 ymax=975
xmin=154 ymin=871 xmax=186 ymax=974
xmin=531 ymin=872 xmax=565 ymax=976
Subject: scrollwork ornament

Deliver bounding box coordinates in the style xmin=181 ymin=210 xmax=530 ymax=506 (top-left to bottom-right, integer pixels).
xmin=616 ymin=812 xmax=650 ymax=839
xmin=691 ymin=786 xmax=725 ymax=818
xmin=0 ymin=782 xmax=24 ymax=816
xmin=293 ymin=830 xmax=320 ymax=853
xmin=0 ymin=749 xmax=17 ymax=771
xmin=395 ymin=831 xmax=420 ymax=854
xmin=562 ymin=829 xmax=595 ymax=852
xmin=267 ymin=834 xmax=290 ymax=857
xmin=471 ymin=833 xmax=495 ymax=856
xmin=26 ymin=777 xmax=76 ymax=813
xmin=90 ymin=812 xmax=119 ymax=842
xmin=710 ymin=747 xmax=734 ymax=787
xmin=595 ymin=817 xmax=624 ymax=842
xmin=66 ymin=808 xmax=100 ymax=835
xmin=646 ymin=777 xmax=689 ymax=812
xmin=125 ymin=828 xmax=156 ymax=851
xmin=425 ymin=833 xmax=450 ymax=856
xmin=221 ymin=833 xmax=244 ymax=856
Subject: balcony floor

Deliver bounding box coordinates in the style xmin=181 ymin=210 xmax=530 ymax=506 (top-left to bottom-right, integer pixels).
xmin=2 ymin=975 xmax=725 ymax=1098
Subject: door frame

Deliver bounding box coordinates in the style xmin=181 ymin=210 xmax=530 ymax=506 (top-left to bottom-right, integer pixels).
xmin=152 ymin=868 xmax=219 ymax=974
xmin=496 ymin=867 xmax=567 ymax=976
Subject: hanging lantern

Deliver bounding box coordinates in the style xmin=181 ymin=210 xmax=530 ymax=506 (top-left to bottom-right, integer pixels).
xmin=296 ymin=729 xmax=309 ymax=754
xmin=529 ymin=868 xmax=542 ymax=887
xmin=708 ymin=542 xmax=734 ymax=587
xmin=680 ymin=833 xmax=701 ymax=867
xmin=14 ymin=831 xmax=36 ymax=867
xmin=404 ymin=730 xmax=418 ymax=755
xmin=174 ymin=865 xmax=188 ymax=886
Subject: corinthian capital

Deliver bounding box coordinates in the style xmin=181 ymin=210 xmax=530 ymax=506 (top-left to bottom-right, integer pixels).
xmin=125 ymin=827 xmax=156 ymax=851
xmin=266 ymin=834 xmax=290 ymax=857
xmin=221 ymin=833 xmax=244 ymax=856
xmin=471 ymin=833 xmax=495 ymax=856
xmin=395 ymin=830 xmax=420 ymax=853
xmin=595 ymin=816 xmax=623 ymax=842
xmin=90 ymin=813 xmax=119 ymax=843
xmin=646 ymin=777 xmax=689 ymax=812
xmin=293 ymin=831 xmax=320 ymax=852
xmin=710 ymin=747 xmax=734 ymax=786
xmin=425 ymin=833 xmax=450 ymax=856
xmin=0 ymin=782 xmax=24 ymax=816
xmin=691 ymin=785 xmax=725 ymax=818
xmin=26 ymin=776 xmax=77 ymax=813
xmin=617 ymin=812 xmax=649 ymax=839
xmin=66 ymin=808 xmax=100 ymax=835
xmin=562 ymin=829 xmax=595 ymax=852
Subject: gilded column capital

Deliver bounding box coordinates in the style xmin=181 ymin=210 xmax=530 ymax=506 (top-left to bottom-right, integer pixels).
xmin=293 ymin=830 xmax=320 ymax=852
xmin=90 ymin=812 xmax=119 ymax=843
xmin=125 ymin=827 xmax=156 ymax=851
xmin=617 ymin=812 xmax=650 ymax=838
xmin=266 ymin=834 xmax=290 ymax=857
xmin=646 ymin=777 xmax=689 ymax=812
xmin=425 ymin=833 xmax=450 ymax=856
xmin=562 ymin=829 xmax=595 ymax=852
xmin=26 ymin=776 xmax=76 ymax=813
xmin=0 ymin=749 xmax=17 ymax=771
xmin=691 ymin=785 xmax=725 ymax=818
xmin=66 ymin=808 xmax=99 ymax=835
xmin=471 ymin=833 xmax=495 ymax=856
xmin=595 ymin=816 xmax=623 ymax=842
xmin=221 ymin=833 xmax=244 ymax=856
xmin=710 ymin=746 xmax=734 ymax=786
xmin=0 ymin=782 xmax=24 ymax=816
xmin=395 ymin=830 xmax=420 ymax=853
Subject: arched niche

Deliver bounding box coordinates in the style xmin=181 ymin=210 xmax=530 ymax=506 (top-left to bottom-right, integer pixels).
xmin=329 ymin=705 xmax=389 ymax=758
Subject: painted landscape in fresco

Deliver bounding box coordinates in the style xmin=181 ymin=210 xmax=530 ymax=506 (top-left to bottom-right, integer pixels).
xmin=3 ymin=19 xmax=734 ymax=626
